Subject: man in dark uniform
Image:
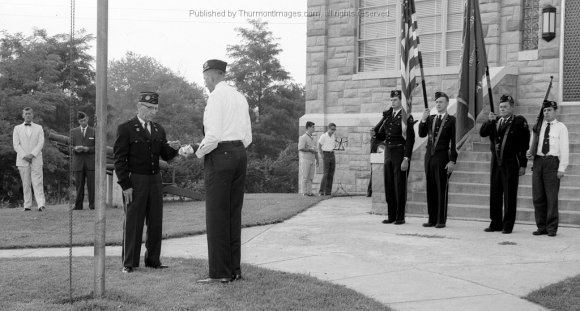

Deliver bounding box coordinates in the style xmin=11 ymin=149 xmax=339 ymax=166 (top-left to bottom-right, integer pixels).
xmin=418 ymin=92 xmax=457 ymax=228
xmin=374 ymin=90 xmax=415 ymax=225
xmin=195 ymin=59 xmax=252 ymax=284
xmin=480 ymin=95 xmax=530 ymax=234
xmin=71 ymin=111 xmax=95 ymax=210
xmin=114 ymin=92 xmax=180 ymax=273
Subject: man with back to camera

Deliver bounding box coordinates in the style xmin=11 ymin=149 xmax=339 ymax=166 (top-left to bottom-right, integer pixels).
xmin=480 ymin=95 xmax=530 ymax=234
xmin=318 ymin=123 xmax=337 ymax=196
xmin=374 ymin=90 xmax=415 ymax=225
xmin=71 ymin=111 xmax=95 ymax=210
xmin=194 ymin=59 xmax=252 ymax=284
xmin=298 ymin=121 xmax=319 ymax=196
xmin=527 ymin=100 xmax=569 ymax=237
xmin=418 ymin=91 xmax=457 ymax=228
xmin=13 ymin=107 xmax=46 ymax=212
xmin=113 ymin=92 xmax=181 ymax=273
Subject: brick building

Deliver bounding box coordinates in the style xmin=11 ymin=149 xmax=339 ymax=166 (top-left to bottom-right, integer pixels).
xmin=300 ymin=0 xmax=580 ymax=224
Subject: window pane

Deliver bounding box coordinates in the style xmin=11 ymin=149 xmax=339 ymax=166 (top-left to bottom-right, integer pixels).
xmin=446 ymin=50 xmax=461 ymax=66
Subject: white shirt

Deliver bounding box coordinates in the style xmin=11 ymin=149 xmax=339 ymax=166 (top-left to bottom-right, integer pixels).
xmin=535 ymin=119 xmax=569 ymax=172
xmin=318 ymin=132 xmax=336 ymax=152
xmin=137 ymin=116 xmax=150 ymax=133
xmin=196 ymin=81 xmax=252 ymax=158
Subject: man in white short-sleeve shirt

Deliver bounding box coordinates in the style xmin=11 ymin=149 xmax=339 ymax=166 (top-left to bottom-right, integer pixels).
xmin=318 ymin=123 xmax=336 ymax=196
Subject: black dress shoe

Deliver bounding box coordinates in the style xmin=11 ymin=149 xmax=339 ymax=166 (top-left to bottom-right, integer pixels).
xmin=422 ymin=223 xmax=435 ymax=227
xmin=547 ymin=232 xmax=557 ymax=237
xmin=502 ymin=229 xmax=512 ymax=234
xmin=435 ymin=223 xmax=446 ymax=228
xmin=196 ymin=277 xmax=231 ymax=284
xmin=484 ymin=227 xmax=501 ymax=232
xmin=232 ymin=274 xmax=243 ymax=281
xmin=394 ymin=220 xmax=405 ymax=225
xmin=382 ymin=219 xmax=395 ymax=224
xmin=122 ymin=267 xmax=133 ymax=273
xmin=146 ymin=264 xmax=168 ymax=269
xmin=532 ymin=230 xmax=548 ymax=236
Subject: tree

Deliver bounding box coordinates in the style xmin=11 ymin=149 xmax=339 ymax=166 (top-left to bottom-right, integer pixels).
xmin=226 ymin=20 xmax=305 ymax=160
xmin=0 ymin=29 xmax=95 ymax=205
xmin=107 ymin=52 xmax=206 ymax=145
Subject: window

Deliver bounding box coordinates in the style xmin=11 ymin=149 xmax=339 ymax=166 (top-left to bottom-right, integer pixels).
xmin=357 ymin=0 xmax=463 ymax=73
xmin=522 ymin=0 xmax=540 ymax=50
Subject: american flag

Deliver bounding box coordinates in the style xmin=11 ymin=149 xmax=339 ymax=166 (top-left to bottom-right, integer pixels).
xmin=400 ymin=0 xmax=420 ymax=137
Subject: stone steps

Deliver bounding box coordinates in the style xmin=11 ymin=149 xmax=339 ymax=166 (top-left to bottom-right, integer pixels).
xmin=451 ymin=171 xmax=580 ymax=186
xmin=460 ymin=151 xmax=580 ymax=165
xmin=454 ymin=161 xmax=580 ymax=174
xmin=448 ymin=182 xmax=579 ymax=199
xmin=406 ymin=201 xmax=580 ymax=225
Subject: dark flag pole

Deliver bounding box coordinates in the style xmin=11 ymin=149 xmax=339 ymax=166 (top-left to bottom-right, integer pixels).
xmin=418 ymin=52 xmax=429 ymax=109
xmin=456 ymin=0 xmax=490 ymax=148
xmin=485 ymin=66 xmax=494 ymax=113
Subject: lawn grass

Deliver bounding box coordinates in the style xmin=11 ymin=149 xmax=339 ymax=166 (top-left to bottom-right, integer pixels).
xmin=0 ymin=194 xmax=324 ymax=249
xmin=0 ymin=257 xmax=392 ymax=311
xmin=525 ymin=274 xmax=580 ymax=311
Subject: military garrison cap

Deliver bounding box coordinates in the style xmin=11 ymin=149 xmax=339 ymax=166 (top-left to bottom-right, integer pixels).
xmin=499 ymin=94 xmax=514 ymax=104
xmin=139 ymin=92 xmax=159 ymax=105
xmin=542 ymin=100 xmax=558 ymax=110
xmin=434 ymin=91 xmax=449 ymax=101
xmin=390 ymin=90 xmax=401 ymax=99
xmin=77 ymin=111 xmax=87 ymax=120
xmin=203 ymin=59 xmax=227 ymax=73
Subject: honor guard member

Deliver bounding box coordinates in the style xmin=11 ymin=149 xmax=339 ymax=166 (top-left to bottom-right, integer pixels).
xmin=527 ymin=100 xmax=569 ymax=237
xmin=480 ymin=95 xmax=530 ymax=234
xmin=114 ymin=92 xmax=180 ymax=273
xmin=71 ymin=111 xmax=95 ymax=210
xmin=374 ymin=90 xmax=415 ymax=225
xmin=418 ymin=92 xmax=457 ymax=228
xmin=196 ymin=59 xmax=252 ymax=284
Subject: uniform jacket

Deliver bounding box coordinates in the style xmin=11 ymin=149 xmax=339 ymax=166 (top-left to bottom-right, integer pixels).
xmin=113 ymin=116 xmax=178 ymax=190
xmin=13 ymin=122 xmax=44 ymax=167
xmin=418 ymin=114 xmax=458 ymax=162
xmin=480 ymin=115 xmax=530 ymax=167
xmin=374 ymin=108 xmax=416 ymax=158
xmin=71 ymin=126 xmax=96 ymax=171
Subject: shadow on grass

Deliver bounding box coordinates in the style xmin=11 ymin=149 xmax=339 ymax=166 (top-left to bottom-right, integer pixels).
xmin=0 ymin=193 xmax=326 ymax=249
xmin=0 ymin=257 xmax=392 ymax=311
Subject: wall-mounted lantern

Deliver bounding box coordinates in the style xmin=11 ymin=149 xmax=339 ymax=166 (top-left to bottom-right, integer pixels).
xmin=542 ymin=5 xmax=556 ymax=42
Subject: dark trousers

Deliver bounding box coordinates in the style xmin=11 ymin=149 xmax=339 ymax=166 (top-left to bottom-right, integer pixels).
xmin=489 ymin=157 xmax=520 ymax=231
xmin=384 ymin=146 xmax=409 ymax=221
xmin=205 ymin=142 xmax=247 ymax=279
xmin=367 ymin=172 xmax=372 ymax=196
xmin=532 ymin=156 xmax=560 ymax=233
xmin=319 ymin=151 xmax=335 ymax=195
xmin=74 ymin=169 xmax=95 ymax=210
xmin=122 ymin=173 xmax=163 ymax=268
xmin=424 ymin=151 xmax=449 ymax=225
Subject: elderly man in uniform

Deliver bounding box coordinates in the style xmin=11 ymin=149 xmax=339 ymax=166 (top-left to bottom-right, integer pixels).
xmin=13 ymin=107 xmax=46 ymax=211
xmin=195 ymin=59 xmax=252 ymax=284
xmin=114 ymin=92 xmax=180 ymax=273
xmin=374 ymin=90 xmax=415 ymax=225
xmin=418 ymin=92 xmax=457 ymax=228
xmin=480 ymin=95 xmax=530 ymax=234
xmin=527 ymin=100 xmax=569 ymax=237
xmin=71 ymin=111 xmax=96 ymax=210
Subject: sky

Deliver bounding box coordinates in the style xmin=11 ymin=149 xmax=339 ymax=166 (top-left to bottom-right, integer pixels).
xmin=0 ymin=0 xmax=308 ymax=87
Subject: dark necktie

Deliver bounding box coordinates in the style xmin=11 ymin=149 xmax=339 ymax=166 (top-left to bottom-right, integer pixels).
xmin=81 ymin=127 xmax=86 ymax=137
xmin=541 ymin=122 xmax=551 ymax=155
xmin=24 ymin=123 xmax=31 ymax=126
xmin=435 ymin=115 xmax=442 ymax=129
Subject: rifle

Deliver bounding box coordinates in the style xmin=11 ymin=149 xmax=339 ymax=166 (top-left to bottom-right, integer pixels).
xmin=529 ymin=76 xmax=554 ymax=157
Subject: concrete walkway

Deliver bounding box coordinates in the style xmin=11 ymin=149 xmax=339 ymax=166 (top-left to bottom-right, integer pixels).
xmin=2 ymin=197 xmax=579 ymax=311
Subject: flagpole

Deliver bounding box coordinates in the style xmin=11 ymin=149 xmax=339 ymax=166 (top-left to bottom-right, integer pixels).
xmin=485 ymin=66 xmax=494 ymax=113
xmin=418 ymin=51 xmax=429 ymax=109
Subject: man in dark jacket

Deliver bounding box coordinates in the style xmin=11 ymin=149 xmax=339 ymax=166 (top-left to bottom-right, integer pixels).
xmin=114 ymin=92 xmax=180 ymax=273
xmin=480 ymin=95 xmax=530 ymax=234
xmin=374 ymin=90 xmax=415 ymax=225
xmin=418 ymin=92 xmax=457 ymax=228
xmin=71 ymin=112 xmax=95 ymax=210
